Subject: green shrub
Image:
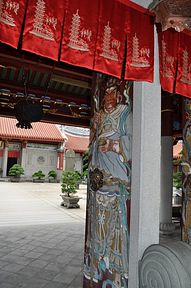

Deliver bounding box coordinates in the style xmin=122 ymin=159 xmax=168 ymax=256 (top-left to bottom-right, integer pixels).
xmin=48 ymin=170 xmax=57 ymax=179
xmin=61 ymin=171 xmax=80 ymax=197
xmin=173 ymin=171 xmax=182 ymax=190
xmin=32 ymin=170 xmax=45 ymax=179
xmin=8 ymin=164 xmax=24 ymax=177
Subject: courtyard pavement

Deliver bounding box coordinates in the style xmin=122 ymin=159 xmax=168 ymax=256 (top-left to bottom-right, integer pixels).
xmin=0 ymin=181 xmax=181 ymax=288
xmin=0 ymin=181 xmax=87 ymax=288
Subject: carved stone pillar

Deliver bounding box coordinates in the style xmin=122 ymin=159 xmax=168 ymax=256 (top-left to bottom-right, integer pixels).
xmin=2 ymin=140 xmax=8 ymax=177
xmin=83 ymin=74 xmax=133 ymax=288
xmin=182 ymin=98 xmax=191 ymax=243
xmin=128 ymin=23 xmax=161 ymax=288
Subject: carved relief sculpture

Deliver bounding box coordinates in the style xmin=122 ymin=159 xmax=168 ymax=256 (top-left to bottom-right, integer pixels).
xmin=83 ymin=74 xmax=132 ymax=288
xmin=182 ymin=99 xmax=191 ymax=243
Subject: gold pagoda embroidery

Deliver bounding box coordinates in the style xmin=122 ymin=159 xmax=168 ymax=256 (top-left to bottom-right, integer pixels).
xmin=130 ymin=34 xmax=150 ymax=67
xmin=68 ymin=9 xmax=92 ymax=52
xmin=161 ymin=37 xmax=175 ymax=78
xmin=0 ymin=0 xmax=19 ymax=26
xmin=30 ymin=0 xmax=57 ymax=41
xmin=180 ymin=48 xmax=191 ymax=84
xmin=100 ymin=21 xmax=120 ymax=62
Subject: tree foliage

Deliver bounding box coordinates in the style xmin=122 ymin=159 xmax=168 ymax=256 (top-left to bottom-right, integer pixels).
xmin=173 ymin=171 xmax=182 ymax=190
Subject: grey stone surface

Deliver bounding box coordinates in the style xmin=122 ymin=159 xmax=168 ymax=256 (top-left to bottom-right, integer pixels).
xmin=139 ymin=241 xmax=191 ymax=288
xmin=0 ymin=182 xmax=181 ymax=288
xmin=0 ymin=182 xmax=85 ymax=288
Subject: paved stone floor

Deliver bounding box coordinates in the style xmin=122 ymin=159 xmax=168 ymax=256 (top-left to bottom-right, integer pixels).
xmin=0 ymin=182 xmax=87 ymax=288
xmin=0 ymin=181 xmax=182 ymax=288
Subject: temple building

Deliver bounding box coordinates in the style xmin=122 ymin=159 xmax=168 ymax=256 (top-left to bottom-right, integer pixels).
xmin=1 ymin=0 xmax=191 ymax=287
xmin=0 ymin=118 xmax=89 ymax=180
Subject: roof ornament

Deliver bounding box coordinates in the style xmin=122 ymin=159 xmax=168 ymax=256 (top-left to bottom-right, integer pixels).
xmin=14 ymin=69 xmax=43 ymax=129
xmin=149 ymin=0 xmax=191 ymax=32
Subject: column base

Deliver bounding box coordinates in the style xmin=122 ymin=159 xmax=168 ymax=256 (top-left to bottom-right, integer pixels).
xmin=160 ymin=222 xmax=175 ymax=235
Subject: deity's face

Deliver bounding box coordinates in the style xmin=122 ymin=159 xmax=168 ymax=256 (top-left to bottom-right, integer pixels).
xmin=103 ymin=87 xmax=118 ymax=113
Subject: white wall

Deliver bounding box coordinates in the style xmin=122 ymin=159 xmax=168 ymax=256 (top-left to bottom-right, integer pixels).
xmin=24 ymin=148 xmax=57 ymax=179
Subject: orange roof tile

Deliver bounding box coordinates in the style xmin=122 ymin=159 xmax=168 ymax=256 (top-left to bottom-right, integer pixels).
xmin=0 ymin=117 xmax=66 ymax=143
xmin=65 ymin=132 xmax=89 ymax=153
xmin=173 ymin=141 xmax=182 ymax=159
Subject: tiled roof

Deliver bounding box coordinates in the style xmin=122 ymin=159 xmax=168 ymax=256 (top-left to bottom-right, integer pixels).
xmin=0 ymin=117 xmax=66 ymax=143
xmin=173 ymin=141 xmax=182 ymax=159
xmin=65 ymin=131 xmax=89 ymax=153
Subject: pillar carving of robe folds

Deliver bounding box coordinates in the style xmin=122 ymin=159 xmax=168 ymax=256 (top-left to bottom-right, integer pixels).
xmin=83 ymin=74 xmax=133 ymax=287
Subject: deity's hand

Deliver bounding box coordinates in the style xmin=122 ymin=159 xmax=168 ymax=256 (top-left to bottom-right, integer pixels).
xmin=99 ymin=139 xmax=120 ymax=153
xmin=99 ymin=139 xmax=110 ymax=152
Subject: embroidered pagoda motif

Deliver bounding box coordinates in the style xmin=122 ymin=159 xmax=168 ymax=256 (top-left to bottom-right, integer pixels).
xmin=161 ymin=37 xmax=175 ymax=78
xmin=180 ymin=48 xmax=191 ymax=84
xmin=130 ymin=34 xmax=150 ymax=67
xmin=0 ymin=0 xmax=19 ymax=26
xmin=100 ymin=22 xmax=120 ymax=62
xmin=68 ymin=9 xmax=92 ymax=51
xmin=30 ymin=0 xmax=57 ymax=41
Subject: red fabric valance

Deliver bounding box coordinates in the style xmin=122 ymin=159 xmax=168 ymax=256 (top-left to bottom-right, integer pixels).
xmin=158 ymin=29 xmax=179 ymax=93
xmin=0 ymin=0 xmax=27 ymax=48
xmin=22 ymin=0 xmax=65 ymax=60
xmin=94 ymin=0 xmax=127 ymax=78
xmin=158 ymin=29 xmax=191 ymax=99
xmin=60 ymin=0 xmax=99 ymax=70
xmin=8 ymin=151 xmax=20 ymax=158
xmin=125 ymin=7 xmax=154 ymax=82
xmin=0 ymin=0 xmax=154 ymax=83
xmin=176 ymin=31 xmax=191 ymax=98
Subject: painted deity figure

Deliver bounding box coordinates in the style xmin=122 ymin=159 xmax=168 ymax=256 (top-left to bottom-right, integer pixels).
xmin=83 ymin=81 xmax=132 ymax=288
xmin=182 ymin=99 xmax=191 ymax=243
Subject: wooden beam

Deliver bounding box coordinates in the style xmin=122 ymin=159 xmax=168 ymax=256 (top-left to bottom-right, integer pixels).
xmin=0 ymin=81 xmax=91 ymax=106
xmin=0 ymin=106 xmax=90 ymax=128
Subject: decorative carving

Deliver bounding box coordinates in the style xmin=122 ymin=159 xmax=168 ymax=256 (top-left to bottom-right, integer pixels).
xmin=89 ymin=168 xmax=104 ymax=191
xmin=83 ymin=76 xmax=132 ymax=287
xmin=182 ymin=99 xmax=191 ymax=242
xmin=149 ymin=0 xmax=191 ymax=32
xmin=159 ymin=222 xmax=175 ymax=234
xmin=140 ymin=241 xmax=191 ymax=288
xmin=37 ymin=156 xmax=45 ymax=164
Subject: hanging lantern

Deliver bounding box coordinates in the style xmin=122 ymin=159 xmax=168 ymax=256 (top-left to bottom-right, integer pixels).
xmin=14 ymin=100 xmax=43 ymax=129
xmin=149 ymin=0 xmax=191 ymax=32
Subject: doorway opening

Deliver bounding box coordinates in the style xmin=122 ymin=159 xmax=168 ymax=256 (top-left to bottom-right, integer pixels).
xmin=6 ymin=157 xmax=17 ymax=176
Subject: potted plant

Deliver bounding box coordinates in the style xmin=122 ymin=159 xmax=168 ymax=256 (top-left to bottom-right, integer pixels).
xmin=32 ymin=170 xmax=45 ymax=183
xmin=48 ymin=170 xmax=57 ymax=183
xmin=8 ymin=164 xmax=24 ymax=182
xmin=60 ymin=170 xmax=81 ymax=208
